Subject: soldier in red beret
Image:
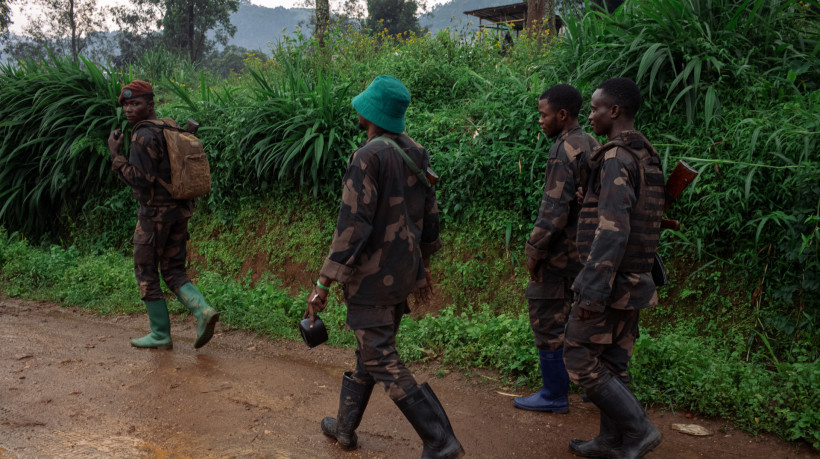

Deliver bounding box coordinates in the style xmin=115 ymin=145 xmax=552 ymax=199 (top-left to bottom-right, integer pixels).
xmin=108 ymin=80 xmax=219 ymax=351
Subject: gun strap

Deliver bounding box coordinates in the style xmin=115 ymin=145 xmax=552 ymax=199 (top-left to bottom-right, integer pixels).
xmin=373 ymin=136 xmax=432 ymax=189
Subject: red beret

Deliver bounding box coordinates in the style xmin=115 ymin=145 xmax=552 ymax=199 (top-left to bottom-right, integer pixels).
xmin=118 ymin=80 xmax=154 ymax=105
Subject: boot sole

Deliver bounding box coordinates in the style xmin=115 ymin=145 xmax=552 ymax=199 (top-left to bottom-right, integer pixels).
xmin=194 ymin=312 xmax=219 ymax=349
xmin=437 ymin=443 xmax=465 ymax=459
xmin=639 ymin=432 xmax=663 ymax=457
xmin=568 ymin=439 xmax=620 ymax=458
xmin=513 ymin=400 xmax=569 ymax=413
xmin=130 ymin=341 xmax=173 ymax=350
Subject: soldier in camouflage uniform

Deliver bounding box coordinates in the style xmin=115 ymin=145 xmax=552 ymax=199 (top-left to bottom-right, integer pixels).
xmin=107 ymin=80 xmax=219 ymax=351
xmin=564 ymin=78 xmax=665 ymax=458
xmin=515 ymin=84 xmax=599 ymax=413
xmin=304 ymin=75 xmax=464 ymax=458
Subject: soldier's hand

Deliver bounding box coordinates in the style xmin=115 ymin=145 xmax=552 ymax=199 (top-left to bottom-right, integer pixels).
xmin=108 ymin=130 xmax=123 ymax=159
xmin=575 ymin=186 xmax=585 ymax=205
xmin=304 ymin=286 xmax=328 ymax=328
xmin=527 ymin=256 xmax=543 ymax=282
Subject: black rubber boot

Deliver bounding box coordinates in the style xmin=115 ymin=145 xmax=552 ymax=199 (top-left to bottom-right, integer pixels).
xmin=395 ymin=383 xmax=465 ymax=459
xmin=321 ymin=372 xmax=374 ymax=450
xmin=568 ymin=411 xmax=621 ymax=457
xmin=585 ymin=378 xmax=663 ymax=459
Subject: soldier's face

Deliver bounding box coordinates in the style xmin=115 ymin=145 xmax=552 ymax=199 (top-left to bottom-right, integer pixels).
xmin=538 ymin=99 xmax=563 ymax=138
xmin=123 ymin=97 xmax=154 ymax=125
xmin=588 ymin=89 xmax=614 ymax=137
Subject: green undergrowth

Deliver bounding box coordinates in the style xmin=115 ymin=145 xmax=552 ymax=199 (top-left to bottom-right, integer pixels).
xmin=187 ymin=195 xmax=337 ymax=280
xmin=632 ymin=329 xmax=820 ymax=449
xmin=184 ymin=194 xmax=530 ymax=312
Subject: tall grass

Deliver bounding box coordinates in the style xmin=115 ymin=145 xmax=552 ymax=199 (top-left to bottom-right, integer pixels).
xmin=239 ymin=65 xmax=358 ymax=197
xmin=558 ymin=0 xmax=819 ymax=127
xmin=0 ymin=54 xmax=126 ymax=237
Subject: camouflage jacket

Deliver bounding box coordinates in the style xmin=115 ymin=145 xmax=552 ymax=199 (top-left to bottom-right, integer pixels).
xmin=320 ymin=133 xmax=442 ymax=306
xmin=572 ymin=130 xmax=664 ymax=312
xmin=525 ymin=127 xmax=599 ymax=299
xmin=112 ymin=122 xmax=190 ymax=211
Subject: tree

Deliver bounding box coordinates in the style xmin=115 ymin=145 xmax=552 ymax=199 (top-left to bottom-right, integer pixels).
xmin=0 ymin=0 xmax=12 ymax=35
xmin=14 ymin=0 xmax=108 ymax=64
xmin=366 ymin=0 xmax=421 ymax=36
xmin=109 ymin=0 xmax=164 ymax=65
xmin=526 ymin=0 xmax=556 ymax=40
xmin=315 ymin=0 xmax=329 ymax=46
xmin=114 ymin=0 xmax=238 ymax=63
xmin=158 ymin=0 xmax=239 ymax=62
xmin=204 ymin=44 xmax=267 ymax=78
xmin=300 ymin=0 xmax=366 ymax=37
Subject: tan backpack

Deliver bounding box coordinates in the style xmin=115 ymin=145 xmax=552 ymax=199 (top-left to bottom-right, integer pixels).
xmin=134 ymin=118 xmax=211 ymax=200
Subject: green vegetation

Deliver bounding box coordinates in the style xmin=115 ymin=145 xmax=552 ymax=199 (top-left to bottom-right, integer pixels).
xmin=0 ymin=0 xmax=818 ymax=450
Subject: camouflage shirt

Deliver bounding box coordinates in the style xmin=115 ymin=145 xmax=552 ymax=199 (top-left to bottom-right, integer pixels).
xmin=112 ymin=123 xmax=190 ymax=212
xmin=320 ymin=133 xmax=442 ymax=306
xmin=525 ymin=127 xmax=599 ymax=293
xmin=572 ymin=130 xmax=662 ymax=312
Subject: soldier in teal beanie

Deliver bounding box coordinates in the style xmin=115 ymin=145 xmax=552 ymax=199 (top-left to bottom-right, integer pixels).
xmin=305 ymin=75 xmax=464 ymax=458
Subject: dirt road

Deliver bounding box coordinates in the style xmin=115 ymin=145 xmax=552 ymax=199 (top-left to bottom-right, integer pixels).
xmin=0 ymin=297 xmax=813 ymax=458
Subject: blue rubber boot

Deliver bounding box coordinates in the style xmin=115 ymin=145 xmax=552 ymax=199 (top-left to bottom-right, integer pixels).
xmin=513 ymin=348 xmax=569 ymax=413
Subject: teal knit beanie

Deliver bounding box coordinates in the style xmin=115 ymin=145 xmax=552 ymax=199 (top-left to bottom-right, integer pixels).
xmin=352 ymin=75 xmax=411 ymax=134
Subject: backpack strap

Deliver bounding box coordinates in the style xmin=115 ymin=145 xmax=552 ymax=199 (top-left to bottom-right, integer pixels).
xmin=131 ymin=119 xmax=176 ymax=203
xmin=373 ymin=136 xmax=432 ymax=189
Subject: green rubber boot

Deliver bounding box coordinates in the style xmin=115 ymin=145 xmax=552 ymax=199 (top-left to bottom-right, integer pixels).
xmin=177 ymin=282 xmax=219 ymax=349
xmin=131 ymin=299 xmax=173 ymax=350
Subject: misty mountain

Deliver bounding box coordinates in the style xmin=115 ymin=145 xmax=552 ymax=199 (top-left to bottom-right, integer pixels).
xmin=228 ymin=3 xmax=314 ymax=52
xmin=225 ymin=0 xmax=509 ymax=52
xmin=420 ymin=0 xmax=512 ymax=34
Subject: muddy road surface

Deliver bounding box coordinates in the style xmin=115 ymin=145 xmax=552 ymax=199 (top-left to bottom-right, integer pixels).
xmin=0 ymin=298 xmax=813 ymax=458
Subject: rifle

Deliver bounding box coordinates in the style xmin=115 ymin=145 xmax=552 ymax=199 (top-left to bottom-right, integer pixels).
xmin=660 ymin=161 xmax=698 ymax=231
xmin=186 ymin=118 xmax=200 ymax=135
xmin=653 ymin=160 xmax=698 ymax=286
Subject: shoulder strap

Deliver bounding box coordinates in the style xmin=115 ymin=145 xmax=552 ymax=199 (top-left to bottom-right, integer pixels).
xmin=373 ymin=136 xmax=432 ymax=189
xmin=130 ymin=119 xmax=177 ymax=202
xmin=132 ymin=118 xmax=182 ymax=132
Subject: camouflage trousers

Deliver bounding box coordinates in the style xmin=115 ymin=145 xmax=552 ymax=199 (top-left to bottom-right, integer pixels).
xmin=563 ymin=306 xmax=639 ymax=393
xmin=132 ymin=205 xmax=192 ymax=301
xmin=346 ymin=301 xmax=418 ymax=401
xmin=526 ymin=272 xmax=573 ymax=351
